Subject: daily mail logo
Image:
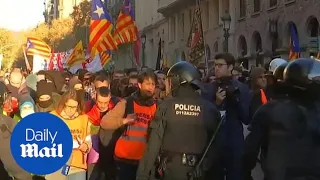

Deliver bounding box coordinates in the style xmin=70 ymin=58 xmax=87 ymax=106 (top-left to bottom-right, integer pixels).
xmin=20 ymin=129 xmax=63 ymax=158
xmin=10 ymin=113 xmax=73 ymax=175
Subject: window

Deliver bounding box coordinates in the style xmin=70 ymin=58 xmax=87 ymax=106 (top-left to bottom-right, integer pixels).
xmin=253 ymin=0 xmax=260 ymax=12
xmin=240 ymin=0 xmax=246 ymax=18
xmin=169 ymin=16 xmax=176 ymax=42
xmin=204 ymin=1 xmax=210 ymax=30
xmin=270 ymin=0 xmax=277 ymax=7
xmin=213 ymin=0 xmax=219 ymax=26
xmin=181 ymin=13 xmax=185 ymax=38
xmin=214 ymin=41 xmax=219 ymax=52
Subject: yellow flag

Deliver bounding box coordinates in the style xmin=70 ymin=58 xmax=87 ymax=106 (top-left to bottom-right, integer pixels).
xmin=67 ymin=41 xmax=86 ymax=67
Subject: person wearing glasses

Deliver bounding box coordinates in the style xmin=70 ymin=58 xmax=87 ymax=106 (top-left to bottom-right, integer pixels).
xmin=50 ymin=89 xmax=92 ymax=180
xmin=202 ymin=53 xmax=250 ymax=180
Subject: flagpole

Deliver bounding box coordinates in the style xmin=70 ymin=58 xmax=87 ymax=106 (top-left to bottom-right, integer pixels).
xmin=130 ymin=43 xmax=139 ymax=68
xmin=22 ymin=46 xmax=31 ymax=72
xmin=197 ymin=0 xmax=209 ymax=76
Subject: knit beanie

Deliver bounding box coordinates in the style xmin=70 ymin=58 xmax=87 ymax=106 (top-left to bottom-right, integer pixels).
xmin=78 ymin=70 xmax=89 ymax=82
xmin=69 ymin=77 xmax=82 ymax=89
xmin=26 ymin=74 xmax=37 ymax=91
xmin=36 ymin=80 xmax=53 ymax=99
xmin=19 ymin=95 xmax=35 ymax=111
xmin=250 ymin=67 xmax=266 ymax=81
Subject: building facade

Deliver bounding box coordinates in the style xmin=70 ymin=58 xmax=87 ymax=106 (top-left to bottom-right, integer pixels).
xmin=137 ymin=0 xmax=320 ymax=70
xmin=234 ymin=0 xmax=320 ymax=69
xmin=134 ymin=0 xmax=166 ymax=69
xmin=137 ymin=0 xmax=235 ymax=69
xmin=44 ymin=0 xmax=84 ymax=23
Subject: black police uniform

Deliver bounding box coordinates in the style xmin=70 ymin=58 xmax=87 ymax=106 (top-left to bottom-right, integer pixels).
xmin=136 ymin=61 xmax=221 ymax=180
xmin=244 ymin=58 xmax=320 ymax=180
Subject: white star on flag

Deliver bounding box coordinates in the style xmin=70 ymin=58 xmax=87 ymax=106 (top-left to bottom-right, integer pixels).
xmin=94 ymin=5 xmax=104 ymax=18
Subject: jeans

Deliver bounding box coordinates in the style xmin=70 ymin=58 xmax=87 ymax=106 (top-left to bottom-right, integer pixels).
xmin=87 ymin=163 xmax=105 ymax=180
xmin=117 ymin=161 xmax=138 ymax=180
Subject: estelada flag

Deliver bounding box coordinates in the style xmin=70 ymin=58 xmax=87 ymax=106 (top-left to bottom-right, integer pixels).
xmin=89 ymin=0 xmax=117 ymax=58
xmin=67 ymin=41 xmax=86 ymax=67
xmin=26 ymin=37 xmax=52 ymax=60
xmin=113 ymin=0 xmax=138 ymax=45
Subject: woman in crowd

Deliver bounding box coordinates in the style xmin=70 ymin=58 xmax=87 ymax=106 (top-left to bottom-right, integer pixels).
xmin=50 ymin=89 xmax=92 ymax=180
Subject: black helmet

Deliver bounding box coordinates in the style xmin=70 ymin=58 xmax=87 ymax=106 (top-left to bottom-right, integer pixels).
xmin=167 ymin=61 xmax=203 ymax=90
xmin=273 ymin=62 xmax=288 ymax=81
xmin=283 ymin=58 xmax=320 ymax=88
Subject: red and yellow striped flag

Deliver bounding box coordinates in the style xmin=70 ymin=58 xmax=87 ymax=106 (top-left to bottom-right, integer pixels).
xmin=113 ymin=0 xmax=138 ymax=45
xmin=89 ymin=0 xmax=117 ymax=58
xmin=67 ymin=41 xmax=86 ymax=67
xmin=100 ymin=51 xmax=111 ymax=67
xmin=26 ymin=37 xmax=52 ymax=60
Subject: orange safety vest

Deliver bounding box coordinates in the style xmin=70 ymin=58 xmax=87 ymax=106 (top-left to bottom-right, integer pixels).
xmin=114 ymin=101 xmax=157 ymax=160
xmin=260 ymin=89 xmax=268 ymax=104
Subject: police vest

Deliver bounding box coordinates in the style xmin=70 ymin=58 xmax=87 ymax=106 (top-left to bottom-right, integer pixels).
xmin=114 ymin=97 xmax=157 ymax=161
xmin=161 ymin=99 xmax=208 ymax=154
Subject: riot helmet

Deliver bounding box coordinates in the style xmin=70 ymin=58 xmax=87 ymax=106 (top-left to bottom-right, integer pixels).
xmin=273 ymin=62 xmax=288 ymax=81
xmin=283 ymin=58 xmax=320 ymax=88
xmin=269 ymin=58 xmax=287 ymax=73
xmin=167 ymin=61 xmax=204 ymax=91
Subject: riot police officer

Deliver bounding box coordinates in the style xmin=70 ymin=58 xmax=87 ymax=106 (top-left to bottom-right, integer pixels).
xmin=136 ymin=61 xmax=221 ymax=180
xmin=245 ymin=58 xmax=320 ymax=180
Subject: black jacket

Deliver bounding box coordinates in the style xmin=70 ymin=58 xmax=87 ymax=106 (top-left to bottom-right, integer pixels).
xmin=136 ymin=86 xmax=221 ymax=180
xmin=0 ymin=113 xmax=32 ymax=180
xmin=245 ymin=98 xmax=320 ymax=180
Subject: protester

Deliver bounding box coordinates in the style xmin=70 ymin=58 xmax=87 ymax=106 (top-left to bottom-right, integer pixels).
xmin=51 ymin=89 xmax=91 ymax=180
xmin=36 ymin=80 xmax=61 ymax=112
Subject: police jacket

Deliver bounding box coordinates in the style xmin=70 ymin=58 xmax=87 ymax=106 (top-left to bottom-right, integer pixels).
xmin=247 ymin=96 xmax=320 ymax=180
xmin=136 ymin=86 xmax=221 ymax=180
xmin=0 ymin=113 xmax=32 ymax=180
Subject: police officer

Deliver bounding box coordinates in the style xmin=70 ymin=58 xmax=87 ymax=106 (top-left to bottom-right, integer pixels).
xmin=136 ymin=61 xmax=221 ymax=180
xmin=0 ymin=81 xmax=32 ymax=180
xmin=245 ymin=58 xmax=320 ymax=180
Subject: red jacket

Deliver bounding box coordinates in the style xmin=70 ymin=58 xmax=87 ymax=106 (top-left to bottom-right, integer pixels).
xmin=87 ymin=97 xmax=120 ymax=126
